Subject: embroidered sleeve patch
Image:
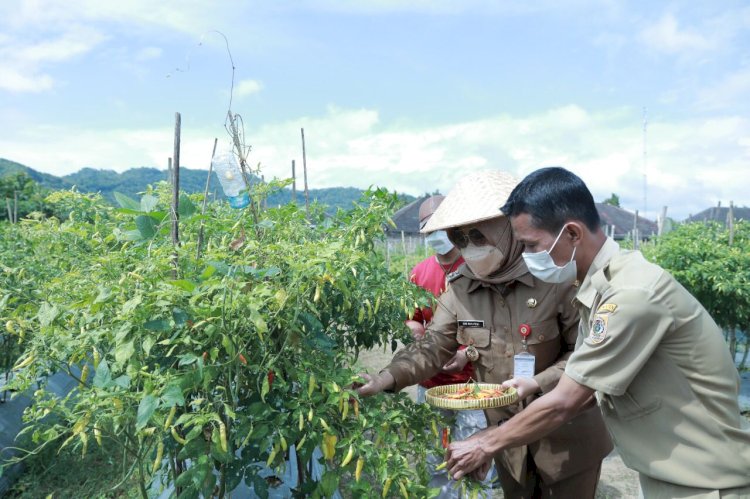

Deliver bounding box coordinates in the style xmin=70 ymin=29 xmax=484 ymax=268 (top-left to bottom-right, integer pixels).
xmin=588 ymin=315 xmax=609 ymax=344
xmin=596 ymin=303 xmax=618 ymax=314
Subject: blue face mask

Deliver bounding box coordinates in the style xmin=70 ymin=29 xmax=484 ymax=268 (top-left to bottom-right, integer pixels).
xmin=522 ymin=225 xmax=577 ymax=283
xmin=425 ymin=230 xmax=454 ymax=255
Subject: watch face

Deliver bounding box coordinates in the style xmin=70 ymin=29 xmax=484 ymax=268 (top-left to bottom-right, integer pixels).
xmin=465 ymin=345 xmax=479 ymax=362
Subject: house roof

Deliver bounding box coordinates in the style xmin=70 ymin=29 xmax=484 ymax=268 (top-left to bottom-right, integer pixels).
xmin=596 ymin=203 xmax=658 ymax=239
xmin=388 ymin=198 xmax=659 ymax=239
xmin=684 ymin=205 xmax=750 ymax=225
xmin=388 ymin=195 xmax=430 ymax=234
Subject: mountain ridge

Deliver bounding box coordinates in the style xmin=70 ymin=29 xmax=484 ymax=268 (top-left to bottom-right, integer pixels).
xmin=0 ymin=158 xmax=413 ymax=211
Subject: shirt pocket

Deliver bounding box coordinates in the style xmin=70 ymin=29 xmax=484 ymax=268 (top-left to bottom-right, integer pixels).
xmin=523 ymin=318 xmax=561 ymax=346
xmin=456 ymin=326 xmax=491 ymax=348
xmin=602 ymin=391 xmax=662 ymax=421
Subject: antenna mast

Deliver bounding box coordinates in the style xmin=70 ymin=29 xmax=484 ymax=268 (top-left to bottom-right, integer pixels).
xmin=642 ymin=107 xmax=648 ymax=220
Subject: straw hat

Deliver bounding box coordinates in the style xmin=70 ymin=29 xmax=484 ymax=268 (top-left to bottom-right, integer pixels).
xmin=418 ymin=195 xmax=445 ymax=230
xmin=421 ymin=170 xmax=519 ymax=233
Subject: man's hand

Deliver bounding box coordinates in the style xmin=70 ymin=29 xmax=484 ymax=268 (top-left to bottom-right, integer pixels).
xmin=354 ymin=371 xmax=395 ymax=398
xmin=445 ymin=430 xmax=494 ymax=481
xmin=502 ymin=377 xmax=541 ymax=400
xmin=442 ymin=349 xmax=468 ymax=373
xmin=405 ymin=320 xmax=425 ymax=340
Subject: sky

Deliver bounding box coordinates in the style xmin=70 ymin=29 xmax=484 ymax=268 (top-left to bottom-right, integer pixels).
xmin=1 ymin=0 xmax=749 ymax=221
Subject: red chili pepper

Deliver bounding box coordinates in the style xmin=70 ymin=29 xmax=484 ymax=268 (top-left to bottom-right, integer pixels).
xmin=267 ymin=369 xmax=275 ymax=386
xmin=239 ymin=353 xmax=247 ymax=365
xmin=441 ymin=428 xmax=449 ymax=449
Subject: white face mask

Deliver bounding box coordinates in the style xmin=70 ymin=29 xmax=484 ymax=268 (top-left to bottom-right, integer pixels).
xmin=461 ymin=243 xmax=505 ymax=278
xmin=522 ymin=225 xmax=577 ymax=283
xmin=425 ymin=230 xmax=454 ymax=255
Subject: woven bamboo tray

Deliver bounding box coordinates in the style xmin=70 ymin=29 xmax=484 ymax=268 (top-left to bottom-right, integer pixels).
xmin=425 ymin=383 xmax=518 ymax=410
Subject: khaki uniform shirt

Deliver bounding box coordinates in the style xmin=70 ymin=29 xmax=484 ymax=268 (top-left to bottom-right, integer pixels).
xmin=385 ymin=268 xmax=612 ymax=483
xmin=567 ymin=238 xmax=750 ymax=489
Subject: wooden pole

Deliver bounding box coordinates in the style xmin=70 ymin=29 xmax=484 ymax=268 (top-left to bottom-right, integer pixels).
xmin=13 ymin=190 xmax=17 ymax=224
xmin=301 ymin=128 xmax=310 ymax=213
xmin=5 ymin=198 xmax=12 ymax=223
xmin=291 ymin=159 xmax=297 ymax=203
xmin=728 ymin=201 xmax=735 ymax=246
xmin=401 ymin=231 xmax=407 ymax=276
xmin=658 ymin=206 xmax=668 ymax=237
xmin=196 ymin=138 xmax=218 ymax=260
xmin=172 ymin=112 xmax=181 ymax=278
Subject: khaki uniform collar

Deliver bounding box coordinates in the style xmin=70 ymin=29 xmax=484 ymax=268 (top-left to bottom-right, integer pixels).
xmin=465 ymin=270 xmax=535 ymax=293
xmin=575 ymin=237 xmax=620 ymax=310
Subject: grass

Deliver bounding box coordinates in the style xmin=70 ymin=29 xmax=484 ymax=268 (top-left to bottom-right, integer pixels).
xmin=4 ymin=437 xmax=141 ymax=499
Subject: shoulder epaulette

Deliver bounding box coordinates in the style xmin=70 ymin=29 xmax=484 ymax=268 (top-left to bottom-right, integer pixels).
xmin=447 ymin=271 xmax=463 ymax=282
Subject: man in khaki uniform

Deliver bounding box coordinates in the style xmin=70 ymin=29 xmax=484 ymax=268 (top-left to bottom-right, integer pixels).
xmin=445 ymin=167 xmax=750 ymax=499
xmin=358 ymin=171 xmax=612 ymax=498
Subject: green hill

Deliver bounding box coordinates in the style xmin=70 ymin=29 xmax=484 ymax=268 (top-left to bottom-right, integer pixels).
xmin=0 ymin=158 xmax=413 ymax=212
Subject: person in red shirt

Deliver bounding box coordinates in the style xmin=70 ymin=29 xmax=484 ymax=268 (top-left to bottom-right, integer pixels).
xmin=405 ymin=195 xmax=496 ymax=496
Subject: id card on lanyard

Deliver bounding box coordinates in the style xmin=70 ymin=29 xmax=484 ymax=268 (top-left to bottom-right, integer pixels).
xmin=513 ymin=323 xmax=536 ymax=378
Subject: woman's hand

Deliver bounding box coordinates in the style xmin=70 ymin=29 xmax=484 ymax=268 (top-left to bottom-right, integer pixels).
xmin=354 ymin=371 xmax=395 ymax=397
xmin=442 ymin=349 xmax=469 ymax=373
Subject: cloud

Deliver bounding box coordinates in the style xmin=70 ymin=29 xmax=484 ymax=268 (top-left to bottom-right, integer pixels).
xmin=0 ymin=25 xmax=106 ymax=92
xmin=235 ymin=79 xmax=263 ymax=97
xmin=3 ymin=105 xmax=748 ymax=221
xmin=135 ymin=46 xmax=163 ymax=62
xmin=638 ymin=13 xmax=715 ymax=55
xmin=696 ymin=68 xmax=750 ymax=112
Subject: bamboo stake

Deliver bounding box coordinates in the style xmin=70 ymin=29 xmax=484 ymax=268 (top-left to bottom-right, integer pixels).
xmin=171 ymin=112 xmax=181 ymax=279
xmin=728 ymin=201 xmax=735 ymax=246
xmin=197 ymin=138 xmax=218 ymax=260
xmin=301 ymin=128 xmax=310 ymax=213
xmin=291 ymin=159 xmax=297 ymax=203
xmin=658 ymin=206 xmax=668 ymax=237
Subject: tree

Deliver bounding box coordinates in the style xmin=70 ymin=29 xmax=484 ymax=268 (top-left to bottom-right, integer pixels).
xmin=643 ymin=221 xmax=750 ymax=364
xmin=602 ymin=193 xmax=620 ymax=207
xmin=0 ymin=172 xmax=49 ymax=222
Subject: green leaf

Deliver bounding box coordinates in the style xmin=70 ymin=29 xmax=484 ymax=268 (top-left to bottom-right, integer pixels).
xmin=161 ymin=383 xmax=185 ymax=406
xmin=169 ymin=280 xmax=196 ymax=293
xmin=92 ymin=360 xmax=112 ymax=388
xmin=122 ymin=295 xmax=142 ymax=315
xmin=178 ymin=194 xmax=196 ymax=218
xmin=136 ymin=394 xmax=158 ymax=430
xmin=199 ymin=265 xmax=217 ymax=280
xmin=140 ymin=194 xmax=159 ymax=213
xmin=37 ymin=302 xmax=59 ymax=327
xmin=144 ymin=319 xmax=170 ymax=331
xmin=114 ymin=192 xmax=141 ymax=211
xmin=143 ymin=336 xmax=155 ymax=355
xmin=115 ymin=340 xmax=135 ymax=365
xmin=135 ymin=215 xmax=156 ymax=239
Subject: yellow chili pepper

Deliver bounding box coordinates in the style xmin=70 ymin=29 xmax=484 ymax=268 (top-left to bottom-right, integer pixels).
xmin=170 ymin=426 xmax=187 ymax=445
xmin=340 ymin=444 xmax=354 ymax=467
xmin=164 ymin=406 xmax=177 ymax=430
xmin=152 ymin=441 xmax=164 ymax=474
xmin=355 ymin=457 xmax=364 ymax=482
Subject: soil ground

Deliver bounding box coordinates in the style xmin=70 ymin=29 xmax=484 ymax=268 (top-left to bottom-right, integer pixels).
xmin=356 ymin=343 xmax=641 ymax=498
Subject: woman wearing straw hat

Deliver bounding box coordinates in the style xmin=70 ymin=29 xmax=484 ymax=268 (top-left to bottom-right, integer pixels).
xmin=357 ymin=170 xmax=612 ymax=498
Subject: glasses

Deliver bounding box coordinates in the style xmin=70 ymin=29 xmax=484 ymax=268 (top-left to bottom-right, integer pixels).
xmin=447 ymin=227 xmax=489 ymax=249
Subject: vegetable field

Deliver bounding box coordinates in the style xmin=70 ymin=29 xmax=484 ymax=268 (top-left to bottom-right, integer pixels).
xmin=0 ymin=184 xmax=466 ymax=498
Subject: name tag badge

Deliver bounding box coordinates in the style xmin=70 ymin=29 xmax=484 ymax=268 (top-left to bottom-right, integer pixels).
xmin=513 ymin=352 xmax=536 ymax=379
xmin=457 ymin=320 xmax=484 ymax=328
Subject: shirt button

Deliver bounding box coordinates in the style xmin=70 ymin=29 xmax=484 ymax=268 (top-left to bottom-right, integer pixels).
xmin=538 ymin=334 xmax=545 ymax=341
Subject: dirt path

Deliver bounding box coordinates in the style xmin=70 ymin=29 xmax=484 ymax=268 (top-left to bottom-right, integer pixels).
xmin=355 ymin=343 xmax=641 ymax=498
